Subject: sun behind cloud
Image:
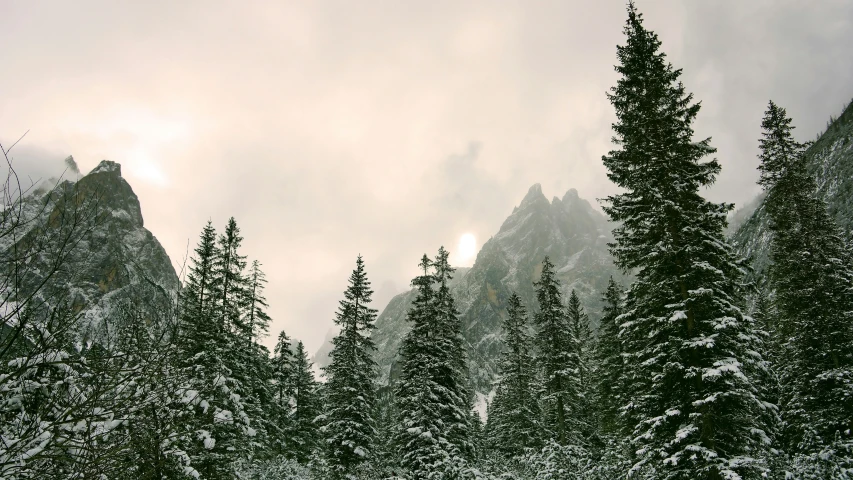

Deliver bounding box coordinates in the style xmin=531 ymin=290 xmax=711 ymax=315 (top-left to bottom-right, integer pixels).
xmin=456 ymin=233 xmax=477 ymax=267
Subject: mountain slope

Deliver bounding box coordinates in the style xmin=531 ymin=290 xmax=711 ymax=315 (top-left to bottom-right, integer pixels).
xmin=732 ymin=99 xmax=853 ymax=280
xmin=372 ymin=184 xmax=624 ymax=393
xmin=4 ymin=159 xmax=179 ymax=341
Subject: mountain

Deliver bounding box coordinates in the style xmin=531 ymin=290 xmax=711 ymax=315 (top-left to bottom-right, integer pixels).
xmin=732 ymin=99 xmax=853 ymax=281
xmin=372 ymin=184 xmax=624 ymax=393
xmin=4 ymin=159 xmax=180 ymax=341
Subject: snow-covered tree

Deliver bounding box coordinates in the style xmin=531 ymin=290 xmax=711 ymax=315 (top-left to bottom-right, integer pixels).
xmin=289 ymin=340 xmax=323 ymax=463
xmin=601 ymin=3 xmax=773 ymax=477
xmin=270 ymin=329 xmax=295 ymax=455
xmin=593 ymin=277 xmax=625 ymax=437
xmin=216 ymin=217 xmax=248 ymax=336
xmin=565 ymin=290 xmax=595 ymax=446
xmin=244 ymin=260 xmax=272 ymax=345
xmin=487 ymin=292 xmax=542 ymax=456
xmin=394 ymin=249 xmax=474 ymax=479
xmin=322 ymin=255 xmax=379 ymax=478
xmin=431 ymin=246 xmax=474 ymax=461
xmin=176 ymin=221 xmax=255 ymax=479
xmin=757 ymin=100 xmax=853 ymax=472
xmin=532 ymin=257 xmax=574 ymax=445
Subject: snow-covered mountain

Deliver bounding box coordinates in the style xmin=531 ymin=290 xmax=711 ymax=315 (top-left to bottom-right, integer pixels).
xmin=372 ymin=184 xmax=625 ymax=393
xmin=732 ymin=100 xmax=853 ymax=281
xmin=4 ymin=159 xmax=179 ymax=341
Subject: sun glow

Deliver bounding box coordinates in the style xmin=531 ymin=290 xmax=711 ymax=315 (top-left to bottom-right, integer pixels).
xmin=457 ymin=233 xmax=477 ymax=266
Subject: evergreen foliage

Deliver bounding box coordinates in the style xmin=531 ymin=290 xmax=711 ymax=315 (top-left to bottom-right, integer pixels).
xmin=394 ymin=249 xmax=474 ymax=479
xmin=487 ymin=293 xmax=542 ymax=456
xmin=245 ymin=260 xmax=273 ymax=345
xmin=177 ymin=221 xmax=255 ymax=479
xmin=216 ymin=217 xmax=248 ymax=336
xmin=322 ymin=255 xmax=379 ymax=478
xmin=757 ymin=100 xmax=853 ymax=470
xmin=532 ymin=256 xmax=574 ymax=445
xmin=271 ymin=329 xmax=295 ymax=455
xmin=179 ymin=221 xmax=221 ymax=367
xmin=601 ymin=3 xmax=773 ymax=477
xmin=593 ymin=277 xmax=625 ymax=437
xmin=290 ymin=340 xmax=323 ymax=463
xmin=565 ymin=289 xmax=595 ymax=447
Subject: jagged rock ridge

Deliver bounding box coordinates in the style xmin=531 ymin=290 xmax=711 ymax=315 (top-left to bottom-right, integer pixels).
xmin=372 ymin=184 xmax=625 ymax=393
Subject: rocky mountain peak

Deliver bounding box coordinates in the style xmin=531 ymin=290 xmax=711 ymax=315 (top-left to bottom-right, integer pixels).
xmin=518 ymin=182 xmax=548 ymax=210
xmin=90 ymin=160 xmax=122 ymax=175
xmin=81 ymin=160 xmax=144 ymax=228
xmin=371 ymin=184 xmax=623 ymax=393
xmin=6 ymin=158 xmax=179 ymax=343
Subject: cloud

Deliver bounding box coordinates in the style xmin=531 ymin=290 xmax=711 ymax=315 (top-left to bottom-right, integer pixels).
xmin=1 ymin=1 xmax=851 ymax=354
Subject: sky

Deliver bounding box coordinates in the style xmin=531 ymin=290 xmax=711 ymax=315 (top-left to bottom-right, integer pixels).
xmin=1 ymin=0 xmax=852 ymax=355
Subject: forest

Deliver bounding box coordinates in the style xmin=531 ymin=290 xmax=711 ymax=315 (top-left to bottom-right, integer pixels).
xmin=1 ymin=3 xmax=852 ymax=479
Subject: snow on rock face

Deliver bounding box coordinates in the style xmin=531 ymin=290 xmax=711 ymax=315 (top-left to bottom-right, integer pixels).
xmin=5 ymin=159 xmax=179 ymax=343
xmin=371 ymin=184 xmax=625 ymax=393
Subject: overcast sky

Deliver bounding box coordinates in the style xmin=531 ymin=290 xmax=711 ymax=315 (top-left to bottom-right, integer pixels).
xmin=2 ymin=0 xmax=852 ymax=355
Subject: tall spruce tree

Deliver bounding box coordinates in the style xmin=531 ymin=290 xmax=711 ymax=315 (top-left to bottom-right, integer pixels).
xmin=594 ymin=277 xmax=625 ymax=437
xmin=394 ymin=249 xmax=473 ymax=479
xmin=532 ymin=256 xmax=573 ymax=445
xmin=216 ymin=217 xmax=248 ymax=336
xmin=244 ymin=260 xmax=272 ymax=345
xmin=394 ymin=254 xmax=440 ymax=478
xmin=289 ymin=340 xmax=323 ymax=463
xmin=601 ymin=3 xmax=772 ymax=478
xmin=323 ymin=255 xmax=379 ymax=478
xmin=179 ymin=220 xmax=221 ymax=366
xmin=178 ymin=221 xmax=253 ymax=479
xmin=757 ymin=101 xmax=853 ymax=469
xmin=214 ymin=218 xmax=272 ymax=458
xmin=271 ymin=330 xmax=295 ymax=455
xmin=487 ymin=292 xmax=542 ymax=456
xmin=566 ymin=289 xmax=595 ymax=446
xmin=431 ymin=246 xmax=474 ymax=461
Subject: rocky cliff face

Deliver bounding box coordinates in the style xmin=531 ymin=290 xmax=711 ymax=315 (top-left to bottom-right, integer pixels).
xmin=372 ymin=184 xmax=624 ymax=393
xmin=4 ymin=159 xmax=179 ymax=341
xmin=732 ymin=100 xmax=853 ymax=280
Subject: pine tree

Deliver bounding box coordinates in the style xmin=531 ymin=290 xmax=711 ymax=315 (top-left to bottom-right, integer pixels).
xmin=594 ymin=277 xmax=625 ymax=437
xmin=216 ymin=217 xmax=248 ymax=336
xmin=245 ymin=260 xmax=272 ymax=345
xmin=394 ymin=249 xmax=474 ymax=479
xmin=488 ymin=292 xmax=542 ymax=456
xmin=757 ymin=101 xmax=853 ymax=468
xmin=179 ymin=220 xmax=221 ymax=366
xmin=532 ymin=256 xmax=573 ymax=445
xmin=271 ymin=330 xmax=295 ymax=455
xmin=601 ymin=3 xmax=773 ymax=478
xmin=213 ymin=219 xmax=272 ymax=458
xmin=177 ymin=221 xmax=254 ymax=479
xmin=289 ymin=340 xmax=323 ymax=463
xmin=237 ymin=259 xmax=276 ymax=458
xmin=431 ymin=246 xmax=474 ymax=462
xmin=323 ymin=255 xmax=379 ymax=478
xmin=565 ymin=289 xmax=595 ymax=446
